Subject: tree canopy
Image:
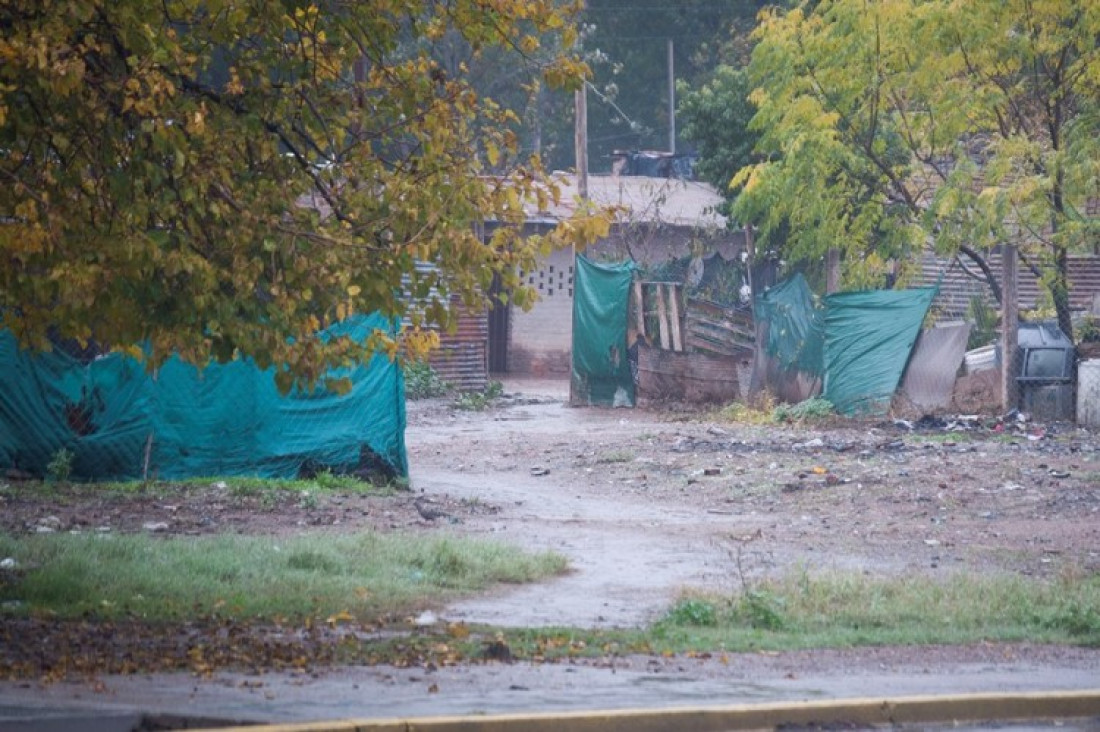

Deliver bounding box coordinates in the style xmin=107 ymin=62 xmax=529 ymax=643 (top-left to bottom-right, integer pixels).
xmin=676 ymin=65 xmax=758 ymax=219
xmin=732 ymin=0 xmax=1099 ymax=336
xmin=1 ymin=0 xmax=610 ymax=390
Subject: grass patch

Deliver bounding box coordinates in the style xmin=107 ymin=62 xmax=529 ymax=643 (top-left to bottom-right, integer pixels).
xmin=909 ymin=431 xmax=974 ymax=444
xmin=595 ymin=449 xmax=635 ymax=464
xmin=719 ymin=393 xmax=777 ymax=425
xmin=647 ymin=569 xmax=1100 ymax=650
xmin=772 ymin=397 xmax=835 ymax=424
xmin=453 ymin=381 xmax=504 ymax=411
xmin=0 ymin=531 xmax=567 ymax=622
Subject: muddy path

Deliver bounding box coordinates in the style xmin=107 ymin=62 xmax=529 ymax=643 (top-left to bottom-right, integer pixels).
xmin=3 ymin=378 xmax=1100 ymax=725
xmin=405 ymin=379 xmax=1100 ymax=629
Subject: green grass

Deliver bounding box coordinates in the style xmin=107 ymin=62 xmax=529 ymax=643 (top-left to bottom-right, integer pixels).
xmin=644 ymin=569 xmax=1100 ymax=651
xmin=909 ymin=431 xmax=974 ymax=444
xmin=88 ymin=472 xmax=401 ymax=496
xmin=595 ymin=449 xmax=635 ymax=464
xmin=0 ymin=531 xmax=567 ymax=622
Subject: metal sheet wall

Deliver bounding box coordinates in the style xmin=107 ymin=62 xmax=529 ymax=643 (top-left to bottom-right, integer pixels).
xmin=428 ymin=300 xmax=489 ymax=391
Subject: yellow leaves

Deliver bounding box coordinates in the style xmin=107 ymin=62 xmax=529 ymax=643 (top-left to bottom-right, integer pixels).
xmin=0 ymin=0 xmax=594 ymax=386
xmin=325 ymin=610 xmax=354 ymax=627
xmin=485 ymin=141 xmax=500 ymax=167
xmin=402 ymin=328 xmax=441 ymax=361
xmin=519 ymin=34 xmax=540 ymax=55
xmin=225 ymin=67 xmax=245 ymax=95
xmin=187 ymin=108 xmax=205 ymax=135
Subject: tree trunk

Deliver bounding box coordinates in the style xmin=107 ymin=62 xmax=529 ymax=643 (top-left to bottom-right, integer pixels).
xmin=1052 ymin=246 xmax=1074 ymax=340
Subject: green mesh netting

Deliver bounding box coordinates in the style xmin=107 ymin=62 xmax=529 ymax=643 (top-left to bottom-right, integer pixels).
xmin=0 ymin=313 xmax=407 ymax=481
xmin=822 ymin=288 xmax=937 ymax=416
xmin=571 ymin=255 xmax=636 ymax=407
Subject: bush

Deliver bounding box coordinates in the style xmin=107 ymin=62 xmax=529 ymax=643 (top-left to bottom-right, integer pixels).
xmin=773 ymin=397 xmax=834 ymax=423
xmin=404 ymin=361 xmax=451 ymax=399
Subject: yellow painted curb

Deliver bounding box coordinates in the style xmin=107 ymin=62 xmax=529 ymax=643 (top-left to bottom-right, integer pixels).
xmin=199 ymin=689 xmax=1100 ymax=731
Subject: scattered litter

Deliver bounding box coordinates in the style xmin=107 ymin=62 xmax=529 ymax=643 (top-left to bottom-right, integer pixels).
xmin=530 ymin=467 xmax=550 ymax=477
xmin=703 ymin=467 xmax=722 ymax=476
xmin=924 ymin=539 xmax=940 ymax=546
xmin=142 ymin=521 xmax=170 ymax=532
xmin=0 ymin=557 xmax=15 ymax=569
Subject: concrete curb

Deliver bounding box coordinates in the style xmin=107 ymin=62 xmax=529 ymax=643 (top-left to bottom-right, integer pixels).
xmin=199 ymin=689 xmax=1100 ymax=731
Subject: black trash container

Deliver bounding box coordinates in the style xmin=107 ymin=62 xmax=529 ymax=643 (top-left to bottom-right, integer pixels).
xmin=1015 ymin=321 xmax=1076 ymax=420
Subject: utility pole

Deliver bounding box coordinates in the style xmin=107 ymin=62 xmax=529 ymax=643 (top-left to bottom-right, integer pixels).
xmin=667 ymin=39 xmax=675 ymax=154
xmin=574 ymin=84 xmax=588 ymax=200
xmin=1001 ymin=244 xmax=1018 ymax=412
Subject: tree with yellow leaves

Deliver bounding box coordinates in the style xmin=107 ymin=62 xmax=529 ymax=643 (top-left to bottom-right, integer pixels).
xmin=733 ymin=0 xmax=1098 ymax=338
xmin=1 ymin=0 xmax=609 ymax=389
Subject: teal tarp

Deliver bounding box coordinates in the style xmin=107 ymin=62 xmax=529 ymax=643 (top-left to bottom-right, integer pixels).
xmin=822 ymin=288 xmax=936 ymax=416
xmin=571 ymin=255 xmax=635 ymax=407
xmin=754 ymin=273 xmax=824 ymax=375
xmin=0 ymin=314 xmax=407 ymax=480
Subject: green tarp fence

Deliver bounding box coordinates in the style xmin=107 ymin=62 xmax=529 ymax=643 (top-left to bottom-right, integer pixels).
xmin=822 ymin=288 xmax=937 ymax=415
xmin=754 ymin=273 xmax=824 ymax=375
xmin=0 ymin=313 xmax=407 ymax=481
xmin=571 ymin=255 xmax=636 ymax=407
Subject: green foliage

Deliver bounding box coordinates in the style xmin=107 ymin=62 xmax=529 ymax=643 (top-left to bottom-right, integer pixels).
xmin=735 ymin=0 xmax=1099 ymax=336
xmin=661 ymin=598 xmax=718 ymax=628
xmin=0 ymin=0 xmax=610 ymax=390
xmin=644 ymin=569 xmax=1100 ymax=651
xmin=967 ymin=296 xmax=1000 ymax=350
xmin=453 ymin=380 xmax=504 ymax=411
xmin=45 ymin=449 xmax=74 ymax=484
xmin=677 ymin=66 xmax=759 ymax=213
xmin=1077 ymin=315 xmax=1100 ymax=344
xmin=772 ymin=397 xmax=834 ymax=423
xmin=403 ymin=360 xmax=453 ymax=400
xmin=0 ymin=531 xmax=567 ymax=621
xmin=735 ymin=590 xmax=786 ymax=631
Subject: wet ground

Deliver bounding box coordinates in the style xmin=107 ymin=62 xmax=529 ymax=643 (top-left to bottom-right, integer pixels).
xmin=1 ymin=377 xmax=1099 ymax=728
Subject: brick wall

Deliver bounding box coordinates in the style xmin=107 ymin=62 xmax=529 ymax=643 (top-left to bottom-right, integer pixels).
xmin=510 ymin=247 xmax=575 ymax=375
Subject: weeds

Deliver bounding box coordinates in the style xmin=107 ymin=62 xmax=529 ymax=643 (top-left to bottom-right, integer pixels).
xmin=653 ymin=567 xmax=1100 ymax=649
xmin=46 ymin=448 xmax=74 ymax=484
xmin=404 ymin=360 xmax=452 ymax=399
xmin=596 ymin=449 xmax=635 ymax=464
xmin=453 ymin=381 xmax=504 ymax=411
xmin=0 ymin=532 xmax=568 ymax=622
xmin=719 ymin=392 xmax=777 ymax=425
xmin=660 ymin=598 xmax=718 ymax=627
xmin=772 ymin=397 xmax=835 ymax=423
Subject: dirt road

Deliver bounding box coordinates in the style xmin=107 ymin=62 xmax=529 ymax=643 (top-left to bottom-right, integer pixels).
xmin=2 ymin=377 xmax=1099 ymax=727
xmin=404 ymin=379 xmax=1100 ymax=629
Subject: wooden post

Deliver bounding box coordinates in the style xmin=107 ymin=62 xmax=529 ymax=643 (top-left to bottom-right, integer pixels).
xmin=633 ymin=280 xmax=646 ymax=340
xmin=1001 ymin=244 xmax=1018 ymax=413
xmin=667 ymin=284 xmax=683 ymax=352
xmin=655 ymin=285 xmax=671 ymax=349
xmin=825 ymin=248 xmax=841 ymax=294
